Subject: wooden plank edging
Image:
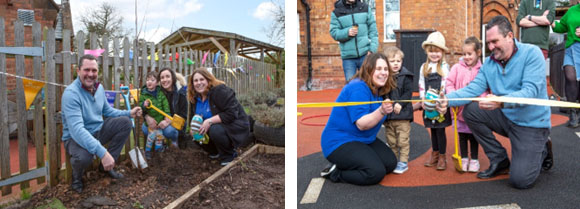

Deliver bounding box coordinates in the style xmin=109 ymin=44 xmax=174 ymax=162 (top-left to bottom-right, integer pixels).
xmin=164 ymin=144 xmax=284 ymax=209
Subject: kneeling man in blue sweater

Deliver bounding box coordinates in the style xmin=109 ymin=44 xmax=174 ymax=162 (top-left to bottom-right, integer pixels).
xmin=437 ymin=15 xmax=553 ymax=189
xmin=61 ymin=54 xmax=142 ymax=193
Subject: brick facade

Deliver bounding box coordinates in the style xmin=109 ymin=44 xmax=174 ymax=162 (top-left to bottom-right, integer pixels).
xmin=1 ymin=0 xmax=65 ymax=101
xmin=298 ymin=0 xmax=519 ymax=90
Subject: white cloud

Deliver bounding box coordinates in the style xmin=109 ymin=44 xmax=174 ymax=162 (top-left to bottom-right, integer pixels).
xmin=141 ymin=27 xmax=171 ymax=43
xmin=252 ymin=2 xmax=276 ymax=20
xmin=70 ymin=0 xmax=202 ymax=35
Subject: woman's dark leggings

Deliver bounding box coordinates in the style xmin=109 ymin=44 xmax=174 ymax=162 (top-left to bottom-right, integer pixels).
xmin=326 ymin=139 xmax=397 ymax=185
xmin=564 ymin=65 xmax=578 ymax=103
xmin=430 ymin=128 xmax=447 ymax=154
xmin=459 ymin=133 xmax=478 ymax=159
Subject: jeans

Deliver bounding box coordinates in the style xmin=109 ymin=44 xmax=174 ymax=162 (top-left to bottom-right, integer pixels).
xmin=142 ymin=123 xmax=179 ymax=143
xmin=342 ymin=54 xmax=367 ymax=82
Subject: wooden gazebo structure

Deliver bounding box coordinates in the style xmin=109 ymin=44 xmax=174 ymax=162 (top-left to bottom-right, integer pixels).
xmin=157 ymin=27 xmax=283 ymax=64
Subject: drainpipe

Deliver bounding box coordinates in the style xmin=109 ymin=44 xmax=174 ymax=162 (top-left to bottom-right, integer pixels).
xmin=480 ymin=0 xmax=483 ymax=40
xmin=301 ymin=0 xmax=313 ymax=91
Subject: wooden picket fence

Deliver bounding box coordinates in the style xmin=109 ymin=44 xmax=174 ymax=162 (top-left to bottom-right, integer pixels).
xmin=0 ymin=18 xmax=281 ymax=197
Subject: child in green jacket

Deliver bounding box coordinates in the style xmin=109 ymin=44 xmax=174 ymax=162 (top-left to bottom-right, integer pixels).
xmin=139 ymin=71 xmax=171 ymax=159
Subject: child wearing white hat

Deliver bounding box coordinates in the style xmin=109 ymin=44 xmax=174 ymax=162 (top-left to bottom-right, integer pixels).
xmin=419 ymin=31 xmax=452 ymax=171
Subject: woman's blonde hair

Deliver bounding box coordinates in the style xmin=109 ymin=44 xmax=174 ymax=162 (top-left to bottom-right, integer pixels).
xmin=352 ymin=52 xmax=396 ymax=96
xmin=422 ymin=45 xmax=446 ymax=78
xmin=187 ymin=68 xmax=225 ymax=103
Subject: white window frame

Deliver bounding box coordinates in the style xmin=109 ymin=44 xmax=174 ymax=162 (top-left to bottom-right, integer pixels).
xmin=297 ymin=12 xmax=301 ymax=45
xmin=383 ymin=0 xmax=400 ymax=43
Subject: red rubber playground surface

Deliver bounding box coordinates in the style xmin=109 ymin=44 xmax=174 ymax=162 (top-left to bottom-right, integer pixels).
xmin=297 ymin=89 xmax=568 ymax=187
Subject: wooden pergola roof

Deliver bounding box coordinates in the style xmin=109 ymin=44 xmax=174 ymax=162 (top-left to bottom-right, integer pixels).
xmin=157 ymin=27 xmax=284 ymax=64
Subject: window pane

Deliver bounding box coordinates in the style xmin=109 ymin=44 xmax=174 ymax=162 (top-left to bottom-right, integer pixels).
xmin=384 ymin=11 xmax=399 ymax=41
xmin=385 ymin=0 xmax=400 ymax=11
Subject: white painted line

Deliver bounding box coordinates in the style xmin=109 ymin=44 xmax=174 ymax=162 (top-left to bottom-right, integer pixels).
xmin=300 ymin=177 xmax=325 ymax=204
xmin=456 ymin=203 xmax=521 ymax=209
xmin=575 ymin=132 xmax=580 ymax=138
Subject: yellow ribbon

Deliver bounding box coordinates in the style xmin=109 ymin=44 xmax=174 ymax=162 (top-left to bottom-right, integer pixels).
xmin=297 ymin=97 xmax=580 ymax=109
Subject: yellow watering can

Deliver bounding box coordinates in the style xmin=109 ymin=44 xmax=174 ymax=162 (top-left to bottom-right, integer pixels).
xmin=144 ymin=99 xmax=185 ymax=130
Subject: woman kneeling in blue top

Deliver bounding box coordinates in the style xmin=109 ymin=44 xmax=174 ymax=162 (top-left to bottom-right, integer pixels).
xmin=320 ymin=52 xmax=398 ymax=185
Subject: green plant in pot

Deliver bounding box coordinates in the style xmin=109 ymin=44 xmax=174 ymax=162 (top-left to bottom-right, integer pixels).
xmin=251 ymin=103 xmax=284 ymax=147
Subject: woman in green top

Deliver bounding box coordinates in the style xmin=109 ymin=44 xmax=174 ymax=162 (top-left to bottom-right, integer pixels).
xmin=552 ymin=2 xmax=580 ymax=127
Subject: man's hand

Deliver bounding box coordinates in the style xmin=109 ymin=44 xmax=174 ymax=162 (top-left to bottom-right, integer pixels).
xmin=130 ymin=107 xmax=142 ymax=118
xmin=436 ymin=92 xmax=448 ymax=115
xmin=479 ymin=94 xmax=502 ymax=110
xmin=394 ymin=103 xmax=402 ymax=114
xmin=576 ymin=27 xmax=580 ymax=38
xmin=101 ymin=152 xmax=115 ymax=171
xmin=348 ymin=27 xmax=358 ymax=37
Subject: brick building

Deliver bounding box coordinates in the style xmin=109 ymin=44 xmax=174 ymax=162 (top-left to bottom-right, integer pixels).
xmin=1 ymin=0 xmax=72 ymax=100
xmin=298 ymin=0 xmax=526 ymax=90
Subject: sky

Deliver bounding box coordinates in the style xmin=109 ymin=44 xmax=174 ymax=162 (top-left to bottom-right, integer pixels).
xmin=56 ymin=0 xmax=284 ymax=47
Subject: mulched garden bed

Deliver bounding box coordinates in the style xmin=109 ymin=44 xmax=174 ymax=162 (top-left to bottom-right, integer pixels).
xmin=19 ymin=144 xmax=240 ymax=208
xmin=177 ymin=152 xmax=284 ymax=209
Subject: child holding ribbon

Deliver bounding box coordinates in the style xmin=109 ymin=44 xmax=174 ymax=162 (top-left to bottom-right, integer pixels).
xmin=418 ymin=31 xmax=452 ymax=170
xmin=446 ymin=36 xmax=486 ymax=172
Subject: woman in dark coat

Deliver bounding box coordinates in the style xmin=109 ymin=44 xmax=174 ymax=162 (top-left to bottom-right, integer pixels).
xmin=143 ymin=67 xmax=188 ymax=148
xmin=187 ymin=68 xmax=250 ymax=166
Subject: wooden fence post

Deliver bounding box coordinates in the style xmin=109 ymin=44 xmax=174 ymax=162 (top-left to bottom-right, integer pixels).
xmin=45 ymin=28 xmax=58 ymax=187
xmin=14 ymin=20 xmax=30 ymax=190
xmin=0 ymin=16 xmax=12 ymax=195
xmin=33 ymin=22 xmax=46 ymax=185
xmin=62 ymin=29 xmax=72 ymax=184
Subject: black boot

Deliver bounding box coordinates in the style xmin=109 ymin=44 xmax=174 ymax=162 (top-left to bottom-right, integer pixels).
xmin=568 ymin=109 xmax=579 ymax=128
xmin=71 ymin=169 xmax=84 ymax=193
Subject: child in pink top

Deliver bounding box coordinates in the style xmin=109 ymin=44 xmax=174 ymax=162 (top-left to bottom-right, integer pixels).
xmin=445 ymin=36 xmax=486 ymax=172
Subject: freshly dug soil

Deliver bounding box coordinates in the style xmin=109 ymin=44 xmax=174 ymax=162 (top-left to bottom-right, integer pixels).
xmin=21 ymin=145 xmax=231 ymax=208
xmin=179 ymin=153 xmax=284 ymax=209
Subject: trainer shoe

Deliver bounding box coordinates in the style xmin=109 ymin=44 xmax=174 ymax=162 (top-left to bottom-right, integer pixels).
xmin=320 ymin=164 xmax=336 ymax=178
xmin=393 ymin=162 xmax=409 ymax=174
xmin=468 ymin=159 xmax=480 ymax=173
xmin=462 ymin=158 xmax=469 ymax=172
xmin=209 ymin=153 xmax=220 ymax=159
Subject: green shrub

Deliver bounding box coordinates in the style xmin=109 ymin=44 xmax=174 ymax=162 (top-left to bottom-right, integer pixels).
xmin=251 ymin=104 xmax=284 ymax=128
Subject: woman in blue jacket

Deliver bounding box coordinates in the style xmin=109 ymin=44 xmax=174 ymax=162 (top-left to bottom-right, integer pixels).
xmin=320 ymin=53 xmax=398 ymax=185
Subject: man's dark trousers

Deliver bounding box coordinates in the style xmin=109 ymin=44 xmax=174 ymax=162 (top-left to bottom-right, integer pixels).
xmin=65 ymin=116 xmax=132 ymax=178
xmin=462 ymin=102 xmax=549 ymax=189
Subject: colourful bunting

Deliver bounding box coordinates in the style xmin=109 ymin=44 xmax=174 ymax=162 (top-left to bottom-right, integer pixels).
xmin=213 ymin=51 xmax=221 ymax=66
xmin=84 ymin=49 xmax=105 ymax=57
xmin=22 ymin=78 xmax=45 ymax=110
xmin=224 ymin=52 xmax=229 ymax=66
xmin=202 ymin=50 xmax=209 ymax=65
xmin=267 ymin=74 xmax=271 ymax=82
xmin=186 ymin=58 xmax=194 ymax=65
xmin=147 ymin=53 xmax=159 ymax=61
xmin=226 ymin=68 xmax=237 ymax=79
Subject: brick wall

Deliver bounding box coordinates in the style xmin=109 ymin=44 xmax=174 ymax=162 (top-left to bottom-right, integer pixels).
xmin=1 ymin=1 xmax=59 ymax=101
xmin=297 ymin=0 xmax=519 ymax=91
